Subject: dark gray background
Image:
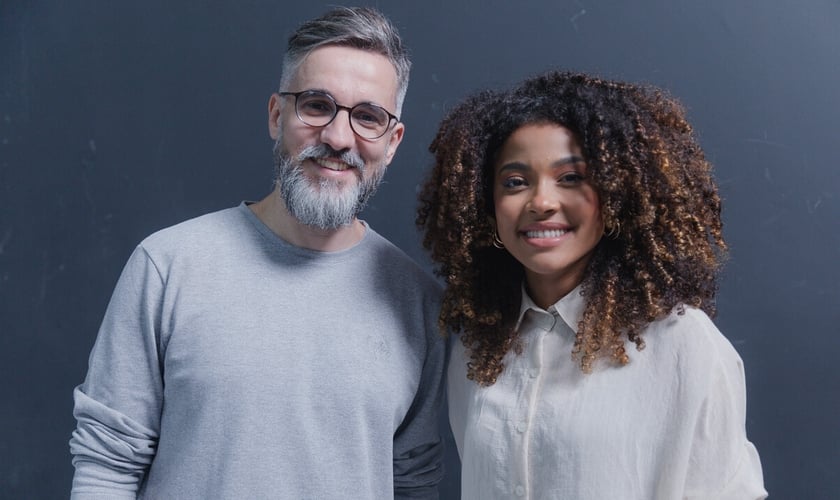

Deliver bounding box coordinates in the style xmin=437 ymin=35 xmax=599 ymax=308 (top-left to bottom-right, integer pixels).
xmin=2 ymin=1 xmax=838 ymax=498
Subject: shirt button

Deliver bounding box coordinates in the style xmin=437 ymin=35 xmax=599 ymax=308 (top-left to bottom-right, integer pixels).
xmin=515 ymin=485 xmax=525 ymax=496
xmin=515 ymin=421 xmax=527 ymax=433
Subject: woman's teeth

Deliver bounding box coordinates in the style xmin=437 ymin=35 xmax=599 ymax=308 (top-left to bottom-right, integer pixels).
xmin=525 ymin=229 xmax=568 ymax=238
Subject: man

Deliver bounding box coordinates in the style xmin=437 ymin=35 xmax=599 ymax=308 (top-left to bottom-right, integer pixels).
xmin=69 ymin=7 xmax=445 ymax=499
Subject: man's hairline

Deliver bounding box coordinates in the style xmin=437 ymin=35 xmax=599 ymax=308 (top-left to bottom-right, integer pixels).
xmin=278 ymin=43 xmax=407 ymax=116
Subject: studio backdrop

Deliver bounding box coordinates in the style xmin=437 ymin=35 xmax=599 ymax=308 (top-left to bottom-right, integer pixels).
xmin=1 ymin=1 xmax=838 ymax=498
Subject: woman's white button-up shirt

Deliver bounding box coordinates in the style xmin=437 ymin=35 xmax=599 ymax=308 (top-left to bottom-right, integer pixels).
xmin=448 ymin=286 xmax=767 ymax=499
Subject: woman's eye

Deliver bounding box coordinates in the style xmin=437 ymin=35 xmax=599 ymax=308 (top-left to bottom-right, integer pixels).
xmin=558 ymin=172 xmax=585 ymax=185
xmin=501 ymin=177 xmax=527 ymax=189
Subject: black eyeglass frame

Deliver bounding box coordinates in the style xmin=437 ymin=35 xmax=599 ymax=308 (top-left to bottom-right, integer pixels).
xmin=278 ymin=90 xmax=400 ymax=140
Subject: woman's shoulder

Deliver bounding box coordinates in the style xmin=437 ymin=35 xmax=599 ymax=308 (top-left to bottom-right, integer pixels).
xmin=644 ymin=305 xmax=745 ymax=375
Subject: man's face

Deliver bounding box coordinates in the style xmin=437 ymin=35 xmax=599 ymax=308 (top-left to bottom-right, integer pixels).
xmin=268 ymin=45 xmax=405 ymax=229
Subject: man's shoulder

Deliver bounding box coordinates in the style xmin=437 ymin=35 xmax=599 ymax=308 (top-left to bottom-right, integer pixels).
xmin=364 ymin=226 xmax=442 ymax=296
xmin=139 ymin=205 xmax=247 ymax=254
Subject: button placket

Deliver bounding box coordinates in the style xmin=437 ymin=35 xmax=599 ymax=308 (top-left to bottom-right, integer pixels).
xmin=512 ymin=309 xmax=556 ymax=500
xmin=510 ymin=328 xmax=538 ymax=499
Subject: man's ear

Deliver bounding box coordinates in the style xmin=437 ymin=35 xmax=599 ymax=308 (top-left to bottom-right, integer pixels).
xmin=382 ymin=122 xmax=405 ymax=166
xmin=268 ymin=93 xmax=282 ymax=140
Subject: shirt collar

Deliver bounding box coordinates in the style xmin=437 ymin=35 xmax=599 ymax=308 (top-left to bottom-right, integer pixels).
xmin=516 ymin=283 xmax=586 ymax=332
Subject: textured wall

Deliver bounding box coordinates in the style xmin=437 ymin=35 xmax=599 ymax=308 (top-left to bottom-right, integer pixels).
xmin=2 ymin=1 xmax=838 ymax=497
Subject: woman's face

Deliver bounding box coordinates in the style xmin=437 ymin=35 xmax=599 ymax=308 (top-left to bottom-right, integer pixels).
xmin=493 ymin=123 xmax=604 ymax=305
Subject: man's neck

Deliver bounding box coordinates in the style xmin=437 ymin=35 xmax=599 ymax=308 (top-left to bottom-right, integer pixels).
xmin=250 ymin=188 xmax=366 ymax=252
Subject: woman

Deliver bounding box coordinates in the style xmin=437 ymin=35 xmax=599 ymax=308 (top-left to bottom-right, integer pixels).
xmin=417 ymin=72 xmax=767 ymax=499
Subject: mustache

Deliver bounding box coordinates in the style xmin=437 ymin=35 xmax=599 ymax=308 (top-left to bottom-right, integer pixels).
xmin=296 ymin=144 xmax=365 ymax=172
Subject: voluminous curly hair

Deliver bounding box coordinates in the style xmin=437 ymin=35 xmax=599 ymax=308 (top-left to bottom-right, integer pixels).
xmin=417 ymin=71 xmax=726 ymax=385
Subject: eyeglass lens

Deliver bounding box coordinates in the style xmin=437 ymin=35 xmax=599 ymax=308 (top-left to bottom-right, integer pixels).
xmin=295 ymin=91 xmax=392 ymax=139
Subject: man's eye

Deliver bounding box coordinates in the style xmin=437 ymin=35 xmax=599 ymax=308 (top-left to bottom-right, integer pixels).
xmin=352 ymin=107 xmax=387 ymax=127
xmin=300 ymin=99 xmax=334 ymax=115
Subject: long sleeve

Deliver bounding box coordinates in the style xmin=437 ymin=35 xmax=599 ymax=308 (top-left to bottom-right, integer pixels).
xmin=69 ymin=206 xmax=450 ymax=498
xmin=445 ymin=333 xmax=468 ymax=461
xmin=683 ymin=328 xmax=767 ymax=500
xmin=392 ymin=305 xmax=446 ymax=499
xmin=69 ymin=246 xmax=165 ymax=498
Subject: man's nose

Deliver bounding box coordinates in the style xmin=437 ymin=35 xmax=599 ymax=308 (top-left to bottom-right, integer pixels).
xmin=319 ymin=109 xmax=356 ymax=152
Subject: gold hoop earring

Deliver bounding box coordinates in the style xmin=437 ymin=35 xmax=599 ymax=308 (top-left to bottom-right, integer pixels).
xmin=605 ymin=221 xmax=621 ymax=239
xmin=492 ymin=228 xmax=505 ymax=249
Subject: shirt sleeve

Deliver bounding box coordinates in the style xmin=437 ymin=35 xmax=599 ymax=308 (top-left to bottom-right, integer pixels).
xmin=392 ymin=303 xmax=447 ymax=500
xmin=69 ymin=246 xmax=166 ymax=498
xmin=445 ymin=333 xmax=468 ymax=459
xmin=683 ymin=326 xmax=767 ymax=500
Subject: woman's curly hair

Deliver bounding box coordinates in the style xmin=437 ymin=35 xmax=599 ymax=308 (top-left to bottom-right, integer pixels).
xmin=417 ymin=71 xmax=726 ymax=385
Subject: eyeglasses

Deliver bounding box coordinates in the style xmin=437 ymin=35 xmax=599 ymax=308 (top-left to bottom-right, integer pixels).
xmin=279 ymin=90 xmax=399 ymax=140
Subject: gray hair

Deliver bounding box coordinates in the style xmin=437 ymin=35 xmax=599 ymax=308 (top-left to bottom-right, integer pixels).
xmin=279 ymin=6 xmax=411 ymax=116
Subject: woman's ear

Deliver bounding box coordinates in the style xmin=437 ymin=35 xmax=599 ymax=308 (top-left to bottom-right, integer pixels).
xmin=488 ymin=216 xmax=506 ymax=249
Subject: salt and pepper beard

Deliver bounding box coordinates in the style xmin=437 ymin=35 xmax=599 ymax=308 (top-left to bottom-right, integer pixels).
xmin=272 ymin=140 xmax=387 ymax=230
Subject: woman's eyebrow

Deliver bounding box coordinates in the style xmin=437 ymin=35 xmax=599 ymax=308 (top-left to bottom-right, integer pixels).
xmin=498 ymin=155 xmax=585 ymax=173
xmin=497 ymin=162 xmax=529 ymax=174
xmin=554 ymin=155 xmax=585 ymax=167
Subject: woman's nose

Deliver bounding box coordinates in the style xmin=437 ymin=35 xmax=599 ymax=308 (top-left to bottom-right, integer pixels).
xmin=527 ymin=182 xmax=561 ymax=214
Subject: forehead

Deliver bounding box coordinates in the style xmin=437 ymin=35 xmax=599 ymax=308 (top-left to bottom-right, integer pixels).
xmin=288 ymin=45 xmax=399 ymax=109
xmin=496 ymin=123 xmax=583 ymax=164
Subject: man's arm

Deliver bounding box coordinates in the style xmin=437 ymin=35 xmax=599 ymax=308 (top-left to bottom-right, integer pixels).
xmin=392 ymin=300 xmax=447 ymax=500
xmin=69 ymin=246 xmax=165 ymax=498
